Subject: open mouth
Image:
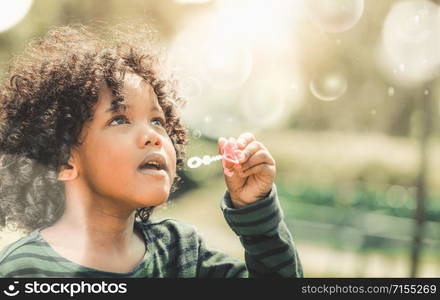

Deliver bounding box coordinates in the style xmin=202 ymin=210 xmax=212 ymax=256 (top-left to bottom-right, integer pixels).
xmin=137 ymin=153 xmax=168 ymax=177
xmin=138 ymin=161 xmax=164 ymax=171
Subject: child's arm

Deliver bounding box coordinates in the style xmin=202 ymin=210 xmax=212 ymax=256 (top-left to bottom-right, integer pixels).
xmin=196 ymin=184 xmax=303 ymax=277
xmin=195 ymin=133 xmax=303 ymax=277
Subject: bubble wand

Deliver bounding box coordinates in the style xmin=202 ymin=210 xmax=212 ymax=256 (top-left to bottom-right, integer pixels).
xmin=186 ymin=139 xmax=242 ymax=177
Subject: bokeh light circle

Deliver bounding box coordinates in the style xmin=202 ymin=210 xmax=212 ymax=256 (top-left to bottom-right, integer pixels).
xmin=310 ymin=71 xmax=348 ymax=101
xmin=178 ymin=76 xmax=202 ymax=99
xmin=306 ymin=0 xmax=364 ymax=33
xmin=381 ymin=0 xmax=440 ymax=84
xmin=240 ymin=80 xmax=287 ymax=127
xmin=200 ymin=42 xmax=253 ymax=90
xmin=191 ymin=129 xmax=202 ymax=139
xmin=170 ymin=1 xmax=304 ymax=139
xmin=0 ymin=0 xmax=33 ymax=33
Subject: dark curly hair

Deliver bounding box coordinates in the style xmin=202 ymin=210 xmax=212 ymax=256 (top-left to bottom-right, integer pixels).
xmin=0 ymin=24 xmax=188 ymax=234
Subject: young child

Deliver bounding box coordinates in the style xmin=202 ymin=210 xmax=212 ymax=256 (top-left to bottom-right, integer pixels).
xmin=0 ymin=25 xmax=303 ymax=278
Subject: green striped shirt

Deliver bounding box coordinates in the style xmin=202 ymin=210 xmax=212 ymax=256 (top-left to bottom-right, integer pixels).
xmin=0 ymin=185 xmax=303 ymax=278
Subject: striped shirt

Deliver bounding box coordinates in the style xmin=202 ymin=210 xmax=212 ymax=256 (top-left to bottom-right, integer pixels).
xmin=0 ymin=184 xmax=303 ymax=278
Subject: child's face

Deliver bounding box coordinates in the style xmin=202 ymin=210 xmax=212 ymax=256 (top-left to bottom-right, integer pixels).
xmin=70 ymin=73 xmax=177 ymax=209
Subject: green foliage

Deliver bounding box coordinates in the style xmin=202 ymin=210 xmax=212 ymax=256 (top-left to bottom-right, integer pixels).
xmin=278 ymin=182 xmax=440 ymax=222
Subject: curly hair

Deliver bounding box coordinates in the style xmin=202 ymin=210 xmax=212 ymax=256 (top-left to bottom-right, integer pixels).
xmin=0 ymin=24 xmax=188 ymax=234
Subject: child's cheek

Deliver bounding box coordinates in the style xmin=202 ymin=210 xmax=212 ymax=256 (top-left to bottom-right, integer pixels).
xmin=164 ymin=136 xmax=178 ymax=173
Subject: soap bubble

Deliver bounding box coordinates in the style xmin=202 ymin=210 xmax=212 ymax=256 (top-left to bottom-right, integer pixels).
xmin=240 ymin=80 xmax=288 ymax=127
xmin=381 ymin=0 xmax=440 ymax=84
xmin=200 ymin=42 xmax=253 ymax=90
xmin=396 ymin=3 xmax=436 ymax=44
xmin=306 ymin=0 xmax=364 ymax=33
xmin=178 ymin=76 xmax=202 ymax=99
xmin=0 ymin=0 xmax=33 ymax=33
xmin=239 ymin=72 xmax=304 ymax=128
xmin=191 ymin=129 xmax=202 ymax=139
xmin=202 ymin=113 xmax=245 ymax=139
xmin=310 ymin=71 xmax=347 ymax=101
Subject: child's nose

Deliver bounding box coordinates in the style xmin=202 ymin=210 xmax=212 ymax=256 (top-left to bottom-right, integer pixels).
xmin=138 ymin=127 xmax=162 ymax=148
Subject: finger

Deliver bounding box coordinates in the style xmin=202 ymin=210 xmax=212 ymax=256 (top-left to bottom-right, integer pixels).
xmin=238 ymin=163 xmax=275 ymax=178
xmin=218 ymin=137 xmax=233 ymax=169
xmin=222 ymin=137 xmax=238 ymax=170
xmin=239 ymin=140 xmax=265 ymax=164
xmin=218 ymin=137 xmax=227 ymax=151
xmin=223 ymin=159 xmax=235 ymax=171
xmin=236 ymin=132 xmax=256 ymax=149
xmin=240 ymin=149 xmax=275 ymax=171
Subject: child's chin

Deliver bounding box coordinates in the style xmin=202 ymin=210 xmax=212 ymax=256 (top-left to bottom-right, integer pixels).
xmin=139 ymin=189 xmax=170 ymax=206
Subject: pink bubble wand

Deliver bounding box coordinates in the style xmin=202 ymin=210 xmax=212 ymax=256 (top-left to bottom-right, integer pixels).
xmin=219 ymin=139 xmax=242 ymax=177
xmin=186 ymin=139 xmax=242 ymax=177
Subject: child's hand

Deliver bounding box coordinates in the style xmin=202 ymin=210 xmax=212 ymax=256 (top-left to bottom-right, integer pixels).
xmin=218 ymin=133 xmax=276 ymax=209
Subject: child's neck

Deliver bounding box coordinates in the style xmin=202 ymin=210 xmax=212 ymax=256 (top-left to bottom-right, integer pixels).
xmin=52 ymin=178 xmax=142 ymax=252
xmin=39 ymin=175 xmax=148 ymax=272
xmin=40 ymin=215 xmax=146 ymax=273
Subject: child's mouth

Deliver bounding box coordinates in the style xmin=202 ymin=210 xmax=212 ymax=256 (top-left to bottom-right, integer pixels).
xmin=137 ymin=167 xmax=168 ymax=177
xmin=137 ymin=153 xmax=169 ymax=177
xmin=137 ymin=163 xmax=168 ymax=178
xmin=139 ymin=162 xmax=163 ymax=170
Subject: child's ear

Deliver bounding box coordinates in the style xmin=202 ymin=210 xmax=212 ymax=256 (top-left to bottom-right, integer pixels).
xmin=57 ymin=158 xmax=78 ymax=181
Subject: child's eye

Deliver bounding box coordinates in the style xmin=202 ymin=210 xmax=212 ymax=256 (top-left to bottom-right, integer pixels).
xmin=108 ymin=115 xmax=129 ymax=126
xmin=151 ymin=117 xmax=166 ymax=127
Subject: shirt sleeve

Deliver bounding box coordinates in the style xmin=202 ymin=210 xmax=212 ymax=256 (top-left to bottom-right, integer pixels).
xmin=222 ymin=183 xmax=303 ymax=277
xmin=196 ymin=184 xmax=303 ymax=278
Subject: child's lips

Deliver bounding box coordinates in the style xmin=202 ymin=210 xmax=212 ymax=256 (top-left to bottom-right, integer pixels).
xmin=138 ymin=152 xmax=168 ymax=170
xmin=137 ymin=152 xmax=170 ymax=177
xmin=137 ymin=167 xmax=168 ymax=178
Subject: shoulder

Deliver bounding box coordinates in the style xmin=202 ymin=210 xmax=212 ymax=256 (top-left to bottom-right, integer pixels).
xmin=138 ymin=218 xmax=200 ymax=244
xmin=136 ymin=219 xmax=209 ymax=276
xmin=0 ymin=231 xmax=42 ymax=263
xmin=136 ymin=218 xmax=204 ymax=260
xmin=0 ymin=230 xmax=47 ymax=275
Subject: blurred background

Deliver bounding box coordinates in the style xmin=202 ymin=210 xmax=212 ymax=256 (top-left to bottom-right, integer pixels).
xmin=0 ymin=0 xmax=439 ymax=277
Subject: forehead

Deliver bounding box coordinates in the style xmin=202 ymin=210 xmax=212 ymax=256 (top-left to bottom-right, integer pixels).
xmin=97 ymin=73 xmax=162 ymax=113
xmin=122 ymin=73 xmax=155 ymax=101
